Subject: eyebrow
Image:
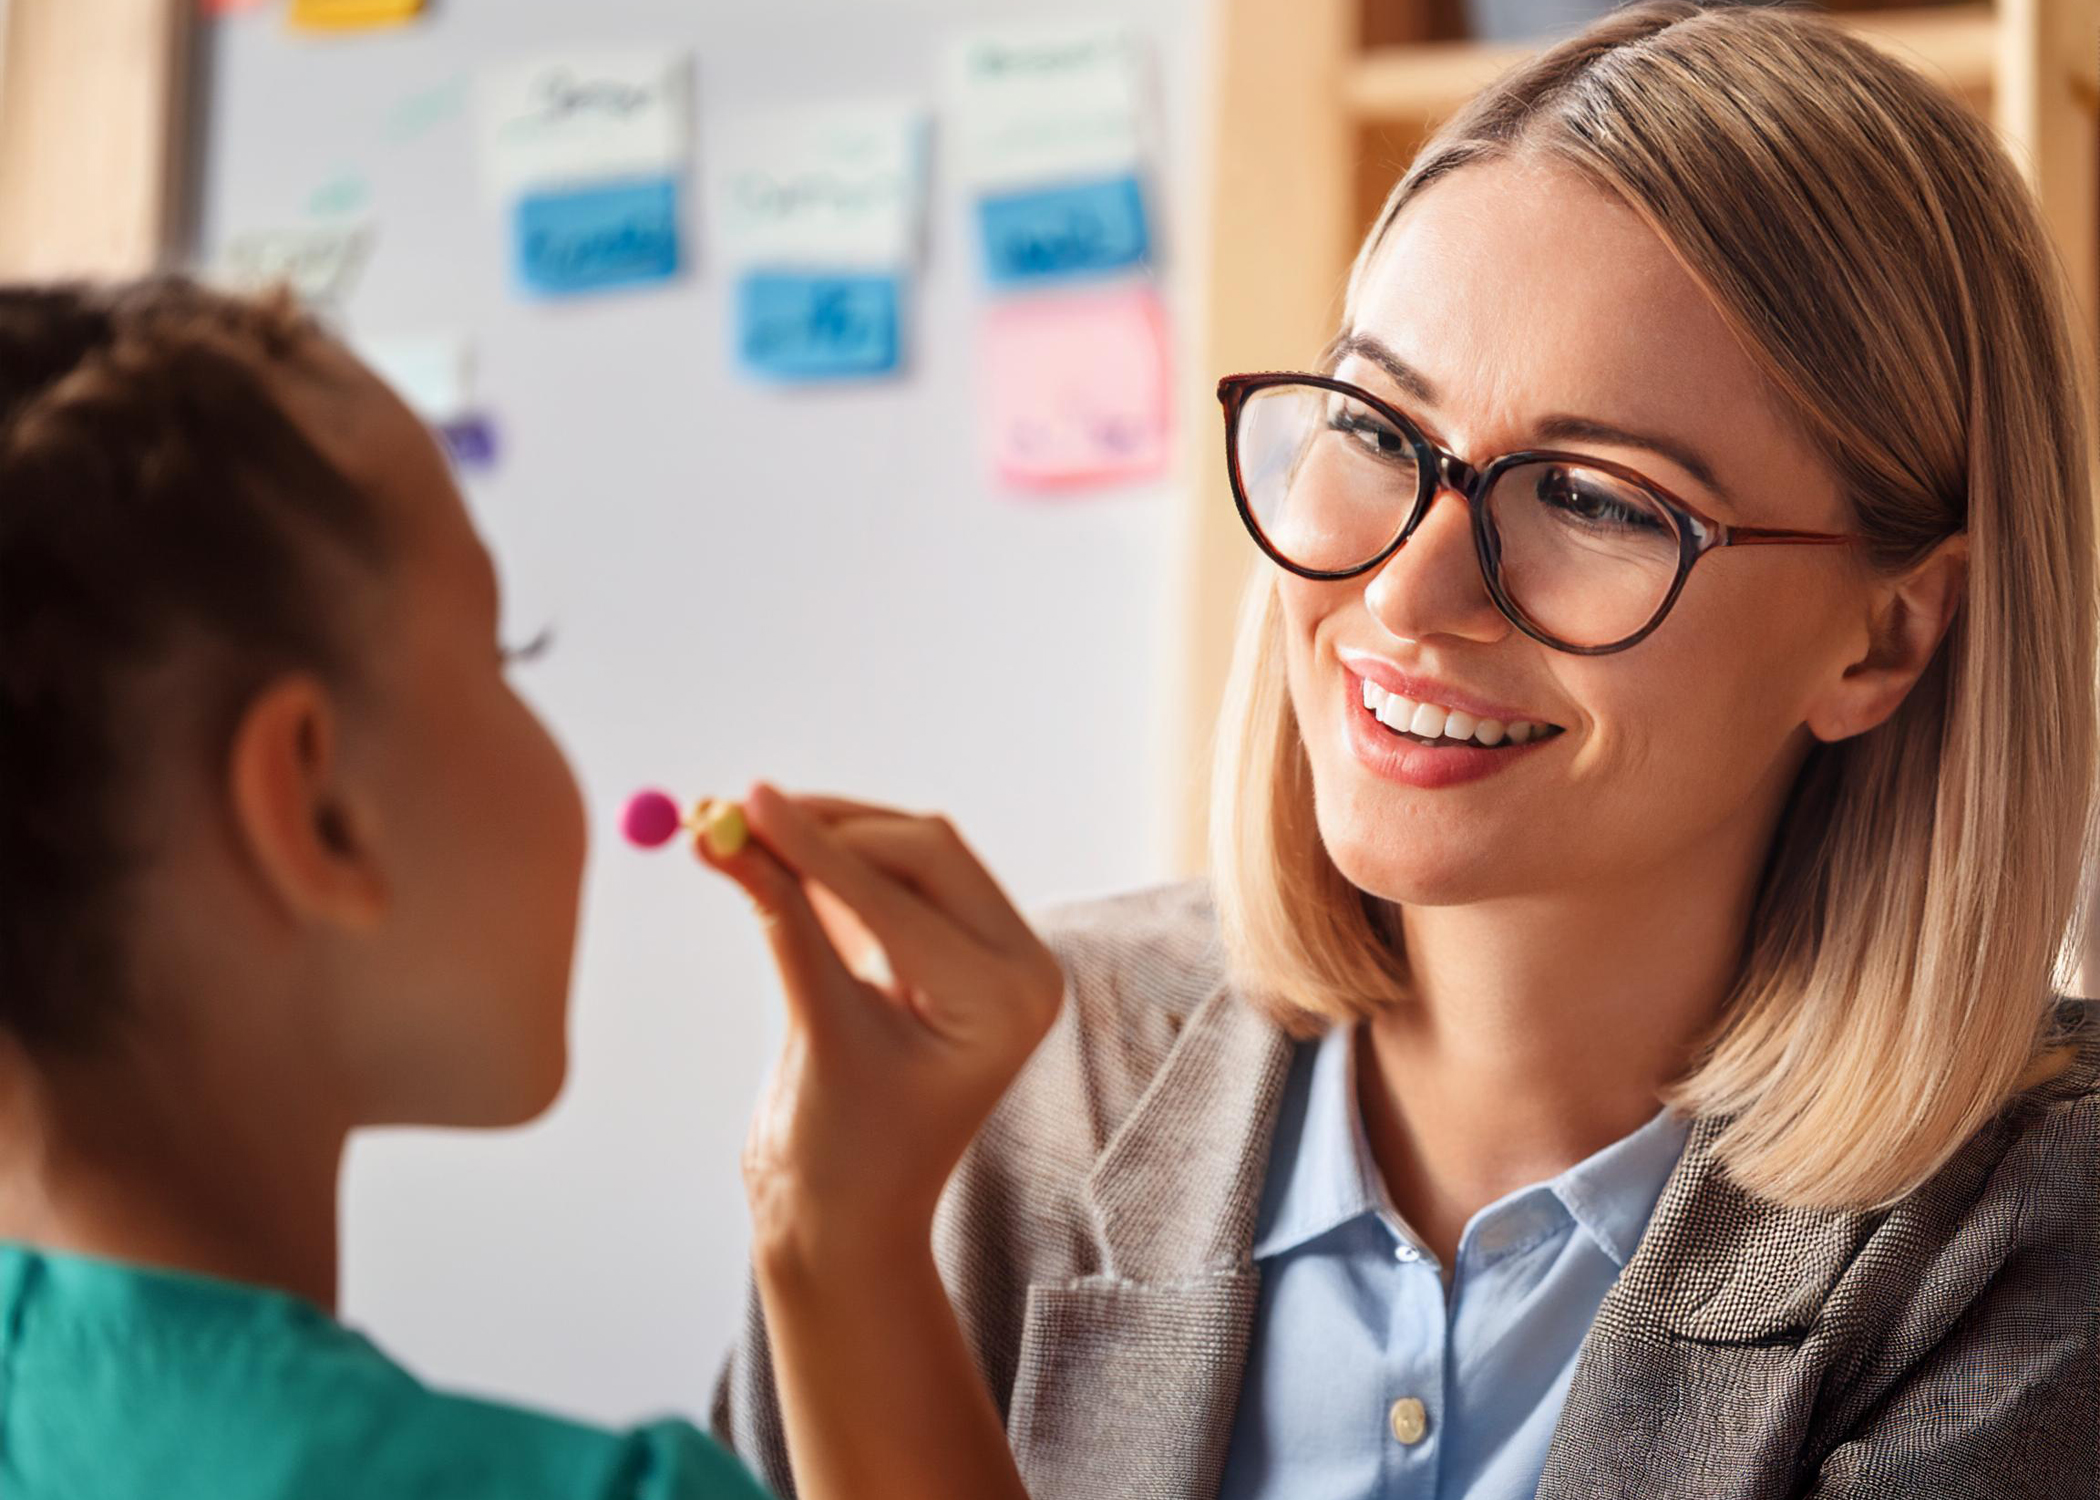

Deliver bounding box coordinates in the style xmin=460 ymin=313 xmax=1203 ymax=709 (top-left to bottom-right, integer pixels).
xmin=1327 ymin=332 xmax=1740 ymax=512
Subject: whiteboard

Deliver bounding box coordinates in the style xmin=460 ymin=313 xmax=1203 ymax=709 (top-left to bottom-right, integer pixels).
xmin=192 ymin=0 xmax=1207 ymax=1426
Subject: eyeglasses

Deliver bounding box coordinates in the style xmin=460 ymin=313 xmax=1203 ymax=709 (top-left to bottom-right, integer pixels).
xmin=1218 ymin=372 xmax=1862 ymax=655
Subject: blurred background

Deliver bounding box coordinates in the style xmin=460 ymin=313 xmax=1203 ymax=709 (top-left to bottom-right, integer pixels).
xmin=0 ymin=0 xmax=2092 ymax=1430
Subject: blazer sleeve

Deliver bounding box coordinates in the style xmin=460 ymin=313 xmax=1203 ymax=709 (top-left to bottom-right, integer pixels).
xmin=707 ymin=1271 xmax=797 ymax=1500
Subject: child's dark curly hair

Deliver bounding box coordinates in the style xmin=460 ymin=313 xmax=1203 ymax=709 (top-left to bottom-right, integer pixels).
xmin=0 ymin=278 xmax=390 ymax=1048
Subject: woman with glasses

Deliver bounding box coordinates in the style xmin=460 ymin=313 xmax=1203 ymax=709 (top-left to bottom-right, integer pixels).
xmin=709 ymin=2 xmax=2099 ymax=1496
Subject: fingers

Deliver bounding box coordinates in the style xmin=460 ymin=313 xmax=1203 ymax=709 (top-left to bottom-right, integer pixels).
xmin=759 ymin=791 xmax=1034 ymax=954
xmin=743 ymin=786 xmax=1002 ymax=1003
xmin=694 ymin=826 xmax=859 ymax=1031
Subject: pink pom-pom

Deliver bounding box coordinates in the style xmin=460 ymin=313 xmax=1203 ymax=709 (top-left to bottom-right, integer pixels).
xmin=621 ymin=789 xmax=683 ymax=849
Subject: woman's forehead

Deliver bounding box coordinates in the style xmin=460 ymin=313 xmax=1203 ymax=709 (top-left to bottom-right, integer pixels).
xmin=1344 ymin=161 xmax=1820 ymax=506
xmin=1353 ymin=164 xmax=1756 ymax=414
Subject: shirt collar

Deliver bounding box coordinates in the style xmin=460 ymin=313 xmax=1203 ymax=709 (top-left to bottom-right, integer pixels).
xmin=1249 ymin=1021 xmax=1691 ymax=1270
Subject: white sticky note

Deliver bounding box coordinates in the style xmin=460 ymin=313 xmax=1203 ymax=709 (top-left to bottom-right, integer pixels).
xmin=943 ymin=22 xmax=1149 ymax=192
xmin=476 ymin=51 xmax=691 ymax=202
xmin=211 ymin=224 xmax=375 ymax=309
xmin=355 ymin=333 xmax=473 ymax=424
xmin=714 ymin=101 xmax=926 ymax=270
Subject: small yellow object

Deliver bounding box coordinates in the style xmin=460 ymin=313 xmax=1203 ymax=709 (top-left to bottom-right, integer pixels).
xmin=687 ymin=798 xmax=749 ymax=859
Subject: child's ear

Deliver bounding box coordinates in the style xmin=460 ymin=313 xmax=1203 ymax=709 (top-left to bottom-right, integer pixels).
xmin=1805 ymin=534 xmax=1968 ymax=744
xmin=227 ymin=674 xmax=388 ymax=930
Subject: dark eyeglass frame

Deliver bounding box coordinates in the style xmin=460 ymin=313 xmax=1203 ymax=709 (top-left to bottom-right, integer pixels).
xmin=1218 ymin=371 xmax=1863 ymax=655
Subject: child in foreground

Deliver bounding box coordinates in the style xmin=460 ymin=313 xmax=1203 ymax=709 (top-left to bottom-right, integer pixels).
xmin=0 ymin=279 xmax=1044 ymax=1499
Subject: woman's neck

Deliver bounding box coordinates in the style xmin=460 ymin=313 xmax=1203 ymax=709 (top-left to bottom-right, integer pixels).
xmin=0 ymin=1030 xmax=349 ymax=1311
xmin=1358 ymin=847 xmax=1760 ymax=1272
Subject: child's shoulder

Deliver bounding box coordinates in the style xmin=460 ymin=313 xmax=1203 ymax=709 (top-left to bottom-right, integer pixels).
xmin=0 ymin=1244 xmax=769 ymax=1500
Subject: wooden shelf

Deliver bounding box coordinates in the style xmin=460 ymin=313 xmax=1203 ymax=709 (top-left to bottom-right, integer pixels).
xmin=1346 ymin=3 xmax=1999 ymax=124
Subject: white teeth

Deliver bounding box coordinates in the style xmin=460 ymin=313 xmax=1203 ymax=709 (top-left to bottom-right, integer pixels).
xmin=1355 ymin=673 xmax=1551 ymax=748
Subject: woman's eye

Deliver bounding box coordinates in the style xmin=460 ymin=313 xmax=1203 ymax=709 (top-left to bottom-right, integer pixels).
xmin=1326 ymin=401 xmax=1410 ymax=458
xmin=1538 ymin=469 xmax=1666 ymax=531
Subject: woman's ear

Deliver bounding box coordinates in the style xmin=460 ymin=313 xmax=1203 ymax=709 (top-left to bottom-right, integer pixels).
xmin=227 ymin=674 xmax=388 ymax=930
xmin=1805 ymin=534 xmax=1969 ymax=743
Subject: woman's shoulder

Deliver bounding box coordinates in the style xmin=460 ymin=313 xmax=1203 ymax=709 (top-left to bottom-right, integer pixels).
xmin=1015 ymin=876 xmax=1232 ymax=1132
xmin=1028 ymin=875 xmax=1228 ymax=1031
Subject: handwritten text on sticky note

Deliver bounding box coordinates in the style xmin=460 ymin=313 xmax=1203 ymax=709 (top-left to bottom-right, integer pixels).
xmin=978 ymin=174 xmax=1149 ymax=284
xmin=983 ymin=286 xmax=1170 ymax=490
xmin=515 ymin=178 xmax=681 ymax=298
xmin=945 ymin=23 xmax=1149 ymax=192
xmin=716 ymin=103 xmax=926 ymax=270
xmin=737 ymin=271 xmax=903 ymax=381
xmin=213 ymin=224 xmax=373 ymax=308
xmin=478 ymin=52 xmax=690 ymax=202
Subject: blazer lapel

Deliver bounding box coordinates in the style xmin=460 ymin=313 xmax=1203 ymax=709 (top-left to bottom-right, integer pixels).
xmin=1536 ymin=1113 xmax=1880 ymax=1498
xmin=1006 ymin=980 xmax=1294 ymax=1500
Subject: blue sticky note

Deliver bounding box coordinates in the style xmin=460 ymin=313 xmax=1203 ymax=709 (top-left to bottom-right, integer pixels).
xmin=976 ymin=174 xmax=1149 ymax=285
xmin=736 ymin=271 xmax=903 ymax=381
xmin=515 ymin=177 xmax=681 ymax=298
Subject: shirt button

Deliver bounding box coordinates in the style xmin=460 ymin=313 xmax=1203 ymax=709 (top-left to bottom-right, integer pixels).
xmin=1389 ymin=1396 xmax=1429 ymax=1445
xmin=1392 ymin=1241 xmax=1420 ymax=1263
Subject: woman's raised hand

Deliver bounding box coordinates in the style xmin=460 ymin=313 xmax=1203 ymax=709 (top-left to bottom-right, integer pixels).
xmin=699 ymin=783 xmax=1065 ymax=1255
xmin=700 ymin=784 xmax=1053 ymax=1500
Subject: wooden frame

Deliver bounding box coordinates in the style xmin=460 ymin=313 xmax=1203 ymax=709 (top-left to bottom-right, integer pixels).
xmin=0 ymin=0 xmax=190 ymax=278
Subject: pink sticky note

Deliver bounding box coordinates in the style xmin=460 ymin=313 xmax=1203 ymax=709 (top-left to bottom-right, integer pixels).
xmin=202 ymin=0 xmax=273 ymax=13
xmin=982 ymin=285 xmax=1171 ymax=491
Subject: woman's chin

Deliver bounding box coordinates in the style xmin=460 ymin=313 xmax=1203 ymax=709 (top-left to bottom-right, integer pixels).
xmin=1322 ymin=828 xmax=1517 ymax=910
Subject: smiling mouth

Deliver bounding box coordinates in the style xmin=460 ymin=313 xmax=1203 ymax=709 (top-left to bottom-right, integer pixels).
xmin=1357 ymin=676 xmax=1565 ymax=749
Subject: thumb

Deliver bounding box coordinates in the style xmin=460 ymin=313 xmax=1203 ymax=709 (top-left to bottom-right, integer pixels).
xmin=698 ymin=831 xmax=858 ymax=1034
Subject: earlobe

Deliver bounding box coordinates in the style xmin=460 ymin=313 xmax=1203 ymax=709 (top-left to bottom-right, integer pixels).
xmin=228 ymin=675 xmax=388 ymax=930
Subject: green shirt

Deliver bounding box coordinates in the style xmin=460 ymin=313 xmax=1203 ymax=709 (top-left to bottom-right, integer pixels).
xmin=0 ymin=1243 xmax=774 ymax=1500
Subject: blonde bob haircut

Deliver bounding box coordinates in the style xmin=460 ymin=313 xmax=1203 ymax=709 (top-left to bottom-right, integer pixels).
xmin=1210 ymin=0 xmax=2099 ymax=1211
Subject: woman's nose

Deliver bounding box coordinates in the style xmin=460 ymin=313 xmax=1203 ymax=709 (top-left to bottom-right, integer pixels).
xmin=1360 ymin=482 xmax=1510 ymax=645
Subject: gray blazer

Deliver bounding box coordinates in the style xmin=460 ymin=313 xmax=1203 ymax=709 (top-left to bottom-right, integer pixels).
xmin=712 ymin=879 xmax=2100 ymax=1498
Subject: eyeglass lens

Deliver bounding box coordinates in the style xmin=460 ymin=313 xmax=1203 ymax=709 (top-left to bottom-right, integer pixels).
xmin=1234 ymin=381 xmax=1684 ymax=649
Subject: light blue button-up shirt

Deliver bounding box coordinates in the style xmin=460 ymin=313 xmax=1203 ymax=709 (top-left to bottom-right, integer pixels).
xmin=1217 ymin=1022 xmax=1691 ymax=1500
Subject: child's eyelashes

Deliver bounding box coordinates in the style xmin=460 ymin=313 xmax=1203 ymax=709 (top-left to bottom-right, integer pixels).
xmin=500 ymin=626 xmax=557 ymax=668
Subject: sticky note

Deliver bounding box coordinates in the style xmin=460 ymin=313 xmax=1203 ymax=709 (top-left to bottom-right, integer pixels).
xmin=737 ymin=271 xmax=902 ymax=381
xmin=478 ymin=52 xmax=691 ymax=205
xmin=356 ymin=334 xmax=472 ymax=424
xmin=203 ymin=0 xmax=274 ymax=16
xmin=290 ymin=0 xmax=424 ymax=29
xmin=982 ymin=286 xmax=1170 ymax=490
xmin=515 ymin=177 xmax=681 ymax=298
xmin=715 ymin=102 xmax=926 ymax=270
xmin=945 ymin=23 xmax=1149 ymax=193
xmin=212 ymin=224 xmax=374 ymax=309
xmin=438 ymin=415 xmax=500 ymax=470
xmin=978 ymin=174 xmax=1149 ymax=285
